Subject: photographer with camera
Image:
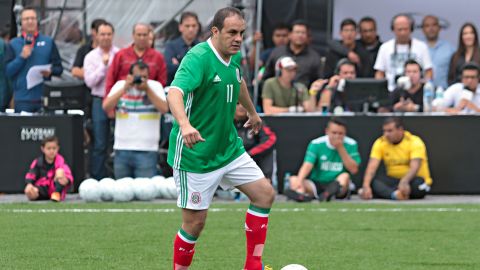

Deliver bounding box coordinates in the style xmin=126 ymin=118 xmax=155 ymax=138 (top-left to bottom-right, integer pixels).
xmin=103 ymin=61 xmax=168 ymax=179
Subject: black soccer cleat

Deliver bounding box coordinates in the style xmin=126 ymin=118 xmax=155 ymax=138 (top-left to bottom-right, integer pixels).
xmin=284 ymin=188 xmax=314 ymax=202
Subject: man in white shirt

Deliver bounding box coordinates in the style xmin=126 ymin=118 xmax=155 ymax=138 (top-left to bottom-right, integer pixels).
xmin=103 ymin=61 xmax=169 ymax=178
xmin=84 ymin=21 xmax=119 ymax=179
xmin=439 ymin=62 xmax=480 ymax=114
xmin=374 ymin=14 xmax=433 ymax=91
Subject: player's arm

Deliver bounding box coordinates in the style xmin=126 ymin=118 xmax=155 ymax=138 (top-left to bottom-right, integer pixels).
xmin=239 ymin=79 xmax=262 ymax=135
xmin=375 ymin=70 xmax=385 ymax=79
xmin=361 ymin=158 xmax=381 ymax=200
xmin=167 ymin=87 xmax=204 ymax=148
xmin=398 ymin=158 xmax=421 ymax=196
xmin=337 ymin=145 xmax=359 ymax=174
xmin=296 ymin=162 xmax=314 ymax=182
xmin=262 ymin=98 xmax=289 ymax=114
xmin=145 ymin=82 xmax=169 ymax=113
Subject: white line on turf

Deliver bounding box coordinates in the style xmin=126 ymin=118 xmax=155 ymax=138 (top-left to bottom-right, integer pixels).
xmin=0 ymin=207 xmax=479 ymax=213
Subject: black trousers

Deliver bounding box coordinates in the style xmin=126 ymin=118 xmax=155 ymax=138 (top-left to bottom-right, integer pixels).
xmin=371 ymin=175 xmax=429 ymax=199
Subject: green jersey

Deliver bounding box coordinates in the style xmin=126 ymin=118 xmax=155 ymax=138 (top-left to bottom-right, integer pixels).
xmin=304 ymin=135 xmax=361 ymax=183
xmin=168 ymin=39 xmax=245 ymax=173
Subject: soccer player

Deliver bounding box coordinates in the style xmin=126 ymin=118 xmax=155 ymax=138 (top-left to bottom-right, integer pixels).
xmin=285 ymin=118 xmax=361 ymax=202
xmin=167 ymin=7 xmax=275 ymax=270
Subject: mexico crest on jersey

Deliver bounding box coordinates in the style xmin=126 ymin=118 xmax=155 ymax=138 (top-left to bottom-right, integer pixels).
xmin=236 ymin=68 xmax=242 ymax=83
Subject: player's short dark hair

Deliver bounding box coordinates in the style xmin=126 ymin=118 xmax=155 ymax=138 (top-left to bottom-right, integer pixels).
xmin=180 ymin=11 xmax=199 ymax=24
xmin=328 ymin=117 xmax=347 ymax=129
xmin=461 ymin=62 xmax=480 ymax=76
xmin=359 ymin=16 xmax=377 ymax=30
xmin=404 ymin=59 xmax=423 ymax=72
xmin=211 ymin=7 xmax=244 ymax=31
xmin=41 ymin=136 xmax=59 ymax=147
xmin=96 ymin=21 xmax=115 ymax=33
xmin=383 ymin=117 xmax=404 ymax=129
xmin=273 ymin=22 xmax=290 ymax=32
xmin=20 ymin=6 xmax=38 ymax=18
xmin=340 ymin=18 xmax=356 ymax=30
xmin=91 ymin=18 xmax=107 ymax=31
xmin=291 ymin=19 xmax=309 ymax=31
xmin=129 ymin=60 xmax=150 ymax=74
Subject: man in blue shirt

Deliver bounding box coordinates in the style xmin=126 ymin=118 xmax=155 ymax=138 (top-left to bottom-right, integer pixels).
xmin=422 ymin=15 xmax=454 ymax=89
xmin=5 ymin=7 xmax=63 ymax=112
xmin=164 ymin=11 xmax=200 ymax=85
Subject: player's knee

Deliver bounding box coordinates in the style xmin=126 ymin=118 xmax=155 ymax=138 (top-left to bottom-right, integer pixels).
xmin=263 ymin=183 xmax=276 ymax=205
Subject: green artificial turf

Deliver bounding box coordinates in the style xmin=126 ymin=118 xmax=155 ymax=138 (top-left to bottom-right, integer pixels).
xmin=1 ymin=202 xmax=479 ymax=270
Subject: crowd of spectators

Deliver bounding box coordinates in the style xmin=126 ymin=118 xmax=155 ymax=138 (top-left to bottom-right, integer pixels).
xmin=1 ymin=7 xmax=479 ymax=201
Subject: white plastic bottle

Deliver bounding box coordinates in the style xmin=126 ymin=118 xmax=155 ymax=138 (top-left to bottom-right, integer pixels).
xmin=423 ymin=81 xmax=435 ymax=113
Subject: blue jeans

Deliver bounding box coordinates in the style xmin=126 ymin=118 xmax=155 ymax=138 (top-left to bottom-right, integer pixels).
xmin=114 ymin=150 xmax=158 ymax=179
xmin=90 ymin=97 xmax=109 ymax=179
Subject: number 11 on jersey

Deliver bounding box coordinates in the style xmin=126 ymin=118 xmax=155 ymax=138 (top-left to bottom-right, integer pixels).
xmin=226 ymin=84 xmax=234 ymax=103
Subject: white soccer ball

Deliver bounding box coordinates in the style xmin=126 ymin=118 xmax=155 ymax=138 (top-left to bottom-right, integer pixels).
xmin=151 ymin=176 xmax=167 ymax=198
xmin=79 ymin=178 xmax=101 ymax=202
xmin=133 ymin=178 xmax=157 ymax=201
xmin=98 ymin=178 xmax=115 ymax=201
xmin=113 ymin=177 xmax=135 ymax=202
xmin=165 ymin=177 xmax=178 ymax=199
xmin=281 ymin=264 xmax=308 ymax=270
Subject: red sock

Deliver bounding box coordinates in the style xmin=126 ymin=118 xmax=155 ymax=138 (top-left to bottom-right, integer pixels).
xmin=173 ymin=229 xmax=197 ymax=270
xmin=244 ymin=204 xmax=270 ymax=270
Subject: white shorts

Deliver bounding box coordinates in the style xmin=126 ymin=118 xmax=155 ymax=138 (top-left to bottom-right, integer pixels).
xmin=173 ymin=152 xmax=265 ymax=210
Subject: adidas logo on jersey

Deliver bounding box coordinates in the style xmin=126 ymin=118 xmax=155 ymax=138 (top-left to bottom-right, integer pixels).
xmin=213 ymin=74 xmax=222 ymax=83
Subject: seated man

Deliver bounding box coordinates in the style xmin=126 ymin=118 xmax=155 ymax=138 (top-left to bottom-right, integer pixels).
xmin=234 ymin=103 xmax=277 ymax=180
xmin=317 ymin=58 xmax=357 ymax=111
xmin=24 ymin=136 xmax=73 ymax=202
xmin=262 ymin=56 xmax=316 ymax=114
xmin=103 ymin=61 xmax=169 ymax=179
xmin=390 ymin=59 xmax=425 ymax=112
xmin=285 ymin=118 xmax=361 ymax=202
xmin=438 ymin=62 xmax=480 ymax=114
xmin=360 ymin=117 xmax=432 ymax=200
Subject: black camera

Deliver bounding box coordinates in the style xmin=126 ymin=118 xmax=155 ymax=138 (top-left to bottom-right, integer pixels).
xmin=133 ymin=75 xmax=143 ymax=85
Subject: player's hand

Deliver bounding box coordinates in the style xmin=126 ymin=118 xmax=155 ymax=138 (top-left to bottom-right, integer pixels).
xmin=102 ymin=53 xmax=110 ymax=65
xmin=172 ymin=58 xmax=179 ymax=66
xmin=21 ymin=45 xmax=32 ymax=59
xmin=41 ymin=70 xmax=51 ymax=78
xmin=347 ymin=51 xmax=360 ymax=64
xmin=125 ymin=74 xmax=134 ymax=88
xmin=398 ymin=180 xmax=411 ymax=197
xmin=360 ymin=186 xmax=373 ymax=200
xmin=181 ymin=123 xmax=205 ymax=148
xmin=329 ymin=134 xmax=344 ymax=149
xmin=309 ymin=79 xmax=328 ymax=94
xmin=244 ymin=112 xmax=262 ymax=135
xmin=137 ymin=79 xmax=148 ymax=91
xmin=327 ymin=75 xmax=340 ymax=89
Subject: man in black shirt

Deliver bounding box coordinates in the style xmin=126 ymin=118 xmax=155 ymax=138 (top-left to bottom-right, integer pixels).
xmin=71 ymin=18 xmax=106 ymax=79
xmin=263 ymin=20 xmax=322 ymax=87
xmin=325 ymin=18 xmax=371 ymax=78
xmin=390 ymin=59 xmax=424 ymax=112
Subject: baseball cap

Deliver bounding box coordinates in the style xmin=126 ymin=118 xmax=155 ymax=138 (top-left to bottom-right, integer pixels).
xmin=279 ymin=56 xmax=297 ymax=69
